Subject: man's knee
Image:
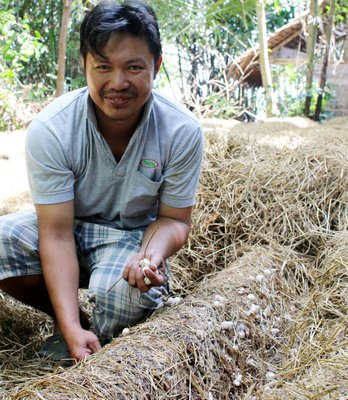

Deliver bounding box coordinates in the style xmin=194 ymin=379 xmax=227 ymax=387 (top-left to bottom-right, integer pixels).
xmin=0 ymin=211 xmax=38 ymax=251
xmin=0 ymin=212 xmax=41 ymax=292
xmin=89 ymin=278 xmax=162 ymax=339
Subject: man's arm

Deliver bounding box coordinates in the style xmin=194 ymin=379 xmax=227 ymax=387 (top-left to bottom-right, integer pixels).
xmin=35 ymin=200 xmax=101 ymax=360
xmin=123 ymin=203 xmax=192 ymax=291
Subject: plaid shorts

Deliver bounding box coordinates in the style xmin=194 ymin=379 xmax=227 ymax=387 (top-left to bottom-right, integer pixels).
xmin=0 ymin=211 xmax=168 ymax=339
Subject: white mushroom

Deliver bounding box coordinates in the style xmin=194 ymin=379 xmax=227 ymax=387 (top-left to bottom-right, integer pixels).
xmin=221 ymin=320 xmax=234 ymax=330
xmin=140 ymin=257 xmax=158 ymax=285
xmin=213 ymin=300 xmax=223 ymax=308
xmin=166 ymin=296 xmax=182 ymax=306
xmin=139 ymin=258 xmax=151 ymax=269
xmin=271 ymin=328 xmax=280 ymax=335
xmin=249 ymin=304 xmax=261 ymax=314
xmin=237 ymin=330 xmax=246 ymax=339
xmin=233 ymin=373 xmax=243 ymax=386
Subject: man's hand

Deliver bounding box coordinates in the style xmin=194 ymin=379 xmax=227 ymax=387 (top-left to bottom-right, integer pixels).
xmin=64 ymin=326 xmax=101 ymax=361
xmin=35 ymin=201 xmax=102 ymax=361
xmin=122 ymin=204 xmax=192 ymax=292
xmin=123 ymin=252 xmax=166 ymax=292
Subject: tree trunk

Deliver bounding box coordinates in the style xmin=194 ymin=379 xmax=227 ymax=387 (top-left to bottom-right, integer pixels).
xmin=256 ymin=0 xmax=274 ymax=117
xmin=343 ymin=15 xmax=348 ymax=63
xmin=55 ymin=0 xmax=73 ymax=97
xmin=314 ymin=0 xmax=335 ymax=121
xmin=304 ymin=0 xmax=319 ymax=117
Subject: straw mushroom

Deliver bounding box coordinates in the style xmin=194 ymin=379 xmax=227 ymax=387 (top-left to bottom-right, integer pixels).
xmin=221 ymin=320 xmax=234 ymax=330
xmin=265 ymin=370 xmax=276 ymax=381
xmin=213 ymin=300 xmax=223 ymax=308
xmin=237 ymin=330 xmax=246 ymax=339
xmin=213 ymin=294 xmax=225 ymax=302
xmin=247 ymin=293 xmax=256 ymax=301
xmin=233 ymin=373 xmax=243 ymax=386
xmin=271 ymin=328 xmax=280 ymax=336
xmin=255 ymin=274 xmax=265 ymax=282
xmin=248 ymin=304 xmax=261 ymax=314
xmin=140 ymin=257 xmax=158 ymax=285
xmin=166 ymin=296 xmax=182 ymax=306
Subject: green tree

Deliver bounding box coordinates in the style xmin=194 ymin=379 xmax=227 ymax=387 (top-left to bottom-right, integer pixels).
xmin=151 ymin=0 xmax=257 ymax=115
xmin=151 ymin=0 xmax=299 ymax=117
xmin=0 ymin=9 xmax=46 ymax=85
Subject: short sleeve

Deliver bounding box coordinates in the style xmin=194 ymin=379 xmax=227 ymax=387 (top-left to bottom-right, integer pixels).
xmin=160 ymin=125 xmax=204 ymax=208
xmin=25 ymin=118 xmax=75 ymax=204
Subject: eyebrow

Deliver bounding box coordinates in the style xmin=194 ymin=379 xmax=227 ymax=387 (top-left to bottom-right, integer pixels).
xmin=125 ymin=57 xmax=148 ymax=65
xmin=92 ymin=54 xmax=148 ymax=65
xmin=92 ymin=54 xmax=109 ymax=62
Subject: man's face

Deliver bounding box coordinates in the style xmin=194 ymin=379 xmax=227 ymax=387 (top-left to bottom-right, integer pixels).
xmin=85 ymin=33 xmax=162 ymax=129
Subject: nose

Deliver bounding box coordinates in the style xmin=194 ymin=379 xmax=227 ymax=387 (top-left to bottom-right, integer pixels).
xmin=109 ymin=69 xmax=130 ymax=91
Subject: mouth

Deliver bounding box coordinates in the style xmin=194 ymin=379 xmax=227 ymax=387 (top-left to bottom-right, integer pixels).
xmin=105 ymin=96 xmax=131 ymax=107
xmin=104 ymin=92 xmax=136 ymax=108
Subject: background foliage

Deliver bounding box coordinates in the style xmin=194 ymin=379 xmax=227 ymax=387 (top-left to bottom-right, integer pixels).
xmin=0 ymin=0 xmax=347 ymax=130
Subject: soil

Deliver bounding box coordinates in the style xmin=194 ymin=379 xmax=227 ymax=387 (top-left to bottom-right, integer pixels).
xmin=0 ymin=130 xmax=29 ymax=209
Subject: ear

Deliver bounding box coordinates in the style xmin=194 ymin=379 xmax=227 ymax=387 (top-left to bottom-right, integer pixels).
xmin=154 ymin=55 xmax=162 ymax=77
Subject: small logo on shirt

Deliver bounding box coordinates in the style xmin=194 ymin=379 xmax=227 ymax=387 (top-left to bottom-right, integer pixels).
xmin=140 ymin=159 xmax=159 ymax=168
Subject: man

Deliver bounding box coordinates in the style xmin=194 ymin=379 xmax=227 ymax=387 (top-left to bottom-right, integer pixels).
xmin=0 ymin=0 xmax=203 ymax=361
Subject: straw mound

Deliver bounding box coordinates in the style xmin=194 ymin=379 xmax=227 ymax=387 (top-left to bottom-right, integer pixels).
xmin=170 ymin=126 xmax=348 ymax=292
xmin=263 ymin=232 xmax=348 ymax=399
xmin=0 ymin=296 xmax=53 ymax=396
xmin=10 ymin=246 xmax=312 ymax=399
xmin=1 ymin=117 xmax=348 ymax=399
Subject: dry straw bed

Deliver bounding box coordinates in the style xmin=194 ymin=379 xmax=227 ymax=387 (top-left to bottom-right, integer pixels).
xmin=171 ymin=120 xmax=348 ymax=292
xmin=8 ymin=245 xmax=313 ymax=399
xmin=263 ymin=231 xmax=348 ymax=399
xmin=1 ymin=117 xmax=348 ymax=399
xmin=0 ymin=295 xmax=54 ymax=396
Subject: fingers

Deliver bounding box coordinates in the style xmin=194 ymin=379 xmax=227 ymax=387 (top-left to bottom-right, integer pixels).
xmin=143 ymin=266 xmax=166 ymax=287
xmin=147 ymin=254 xmax=164 ymax=271
xmin=67 ymin=330 xmax=101 ymax=361
xmin=122 ymin=253 xmax=144 ymax=281
xmin=128 ymin=264 xmax=146 ymax=288
xmin=123 ymin=252 xmax=167 ymax=292
xmin=88 ymin=334 xmax=102 ymax=353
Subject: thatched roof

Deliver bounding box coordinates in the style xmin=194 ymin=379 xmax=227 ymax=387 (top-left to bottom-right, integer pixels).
xmin=227 ymin=2 xmax=332 ymax=87
xmin=228 ymin=15 xmax=307 ymax=87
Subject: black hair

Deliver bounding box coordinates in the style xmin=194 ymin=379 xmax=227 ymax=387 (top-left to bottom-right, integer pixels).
xmin=80 ymin=0 xmax=162 ymax=65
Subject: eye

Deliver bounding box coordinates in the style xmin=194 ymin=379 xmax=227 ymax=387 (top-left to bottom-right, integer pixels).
xmin=129 ymin=65 xmax=144 ymax=71
xmin=95 ymin=65 xmax=110 ymax=71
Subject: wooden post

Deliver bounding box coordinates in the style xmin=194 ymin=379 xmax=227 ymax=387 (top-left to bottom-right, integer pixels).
xmin=304 ymin=0 xmax=319 ymax=117
xmin=256 ymin=0 xmax=274 ymax=117
xmin=314 ymin=0 xmax=335 ymax=121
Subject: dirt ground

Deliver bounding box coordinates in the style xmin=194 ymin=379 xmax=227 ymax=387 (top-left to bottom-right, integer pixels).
xmin=0 ymin=130 xmax=32 ymax=214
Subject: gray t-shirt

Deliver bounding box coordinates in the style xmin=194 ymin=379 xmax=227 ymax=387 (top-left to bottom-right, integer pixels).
xmin=25 ymin=87 xmax=203 ymax=229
